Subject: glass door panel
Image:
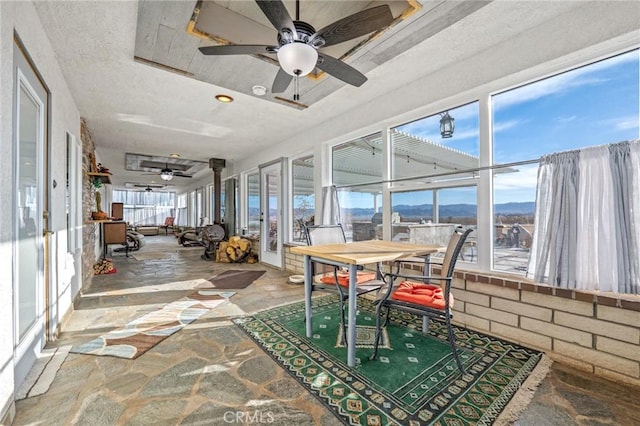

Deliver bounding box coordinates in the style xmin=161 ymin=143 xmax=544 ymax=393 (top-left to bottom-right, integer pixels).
xmin=260 ymin=162 xmax=282 ymax=267
xmin=13 ymin=45 xmax=48 ymax=389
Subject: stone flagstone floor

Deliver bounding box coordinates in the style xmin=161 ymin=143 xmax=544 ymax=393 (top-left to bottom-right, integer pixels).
xmin=10 ymin=235 xmax=640 ymax=425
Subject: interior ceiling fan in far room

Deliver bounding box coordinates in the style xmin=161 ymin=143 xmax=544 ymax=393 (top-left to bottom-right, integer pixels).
xmin=142 ymin=163 xmax=193 ymax=181
xmin=198 ymin=0 xmax=393 ymax=100
xmin=126 ymin=183 xmax=172 ymax=191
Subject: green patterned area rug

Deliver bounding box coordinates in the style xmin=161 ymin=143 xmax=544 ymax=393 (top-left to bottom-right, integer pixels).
xmin=234 ymin=296 xmax=547 ymax=425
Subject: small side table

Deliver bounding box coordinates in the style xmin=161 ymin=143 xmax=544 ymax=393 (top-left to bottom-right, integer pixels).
xmin=103 ymin=221 xmax=128 ymax=257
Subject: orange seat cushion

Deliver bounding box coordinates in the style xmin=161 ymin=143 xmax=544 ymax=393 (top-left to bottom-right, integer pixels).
xmin=391 ymin=281 xmax=454 ymax=310
xmin=319 ymin=271 xmax=378 ymax=287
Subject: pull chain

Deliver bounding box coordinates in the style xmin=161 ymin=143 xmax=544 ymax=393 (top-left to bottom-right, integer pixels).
xmin=294 ymin=70 xmax=300 ymax=101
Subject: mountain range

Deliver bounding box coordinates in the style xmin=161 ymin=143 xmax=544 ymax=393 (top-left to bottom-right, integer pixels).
xmin=291 ymin=202 xmax=535 ymax=220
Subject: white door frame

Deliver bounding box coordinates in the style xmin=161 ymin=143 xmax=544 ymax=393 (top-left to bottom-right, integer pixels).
xmin=259 ymin=158 xmax=288 ymax=268
xmin=13 ymin=40 xmax=50 ymax=389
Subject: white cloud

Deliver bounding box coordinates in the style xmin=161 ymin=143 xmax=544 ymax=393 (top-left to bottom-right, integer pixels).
xmin=493 ymin=119 xmax=523 ymax=133
xmin=493 ymin=164 xmax=539 ymax=203
xmin=556 ymin=115 xmax=577 ymax=123
xmin=615 ymin=117 xmax=639 ymax=131
xmin=493 ymin=50 xmax=638 ymax=110
xmin=494 ymin=75 xmax=607 ymax=110
xmin=447 ymin=128 xmax=479 ymax=141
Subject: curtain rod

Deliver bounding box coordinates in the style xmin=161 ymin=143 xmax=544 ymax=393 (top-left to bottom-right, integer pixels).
xmin=333 ymin=140 xmax=638 ymax=189
xmin=333 ymin=158 xmax=541 ymax=189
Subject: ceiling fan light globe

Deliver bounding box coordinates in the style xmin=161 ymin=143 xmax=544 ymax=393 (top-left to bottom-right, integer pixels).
xmin=277 ymin=42 xmax=318 ymax=77
xmin=160 ymin=169 xmax=174 ymax=181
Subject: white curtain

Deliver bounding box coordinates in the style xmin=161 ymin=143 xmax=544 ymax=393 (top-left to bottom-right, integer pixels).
xmin=527 ymin=140 xmax=639 ymax=294
xmin=321 ymin=185 xmax=341 ymax=225
xmin=575 ymin=146 xmax=617 ymax=291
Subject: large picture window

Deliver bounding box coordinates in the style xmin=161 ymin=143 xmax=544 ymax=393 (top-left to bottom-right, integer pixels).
xmin=247 ymin=172 xmax=260 ymax=234
xmin=333 ymin=133 xmax=383 ymax=241
xmin=385 ymin=104 xmax=480 ymax=262
xmin=392 ymin=102 xmax=479 ymax=182
xmin=389 ymin=186 xmax=478 ymax=263
xmin=176 ymin=193 xmax=187 ymax=226
xmin=292 ymin=155 xmax=314 ymax=243
xmin=338 ymin=184 xmax=382 ymax=242
xmin=112 ymin=189 xmax=175 ymax=226
xmin=491 ymin=49 xmax=639 ymax=275
xmin=332 ymin=132 xmax=383 ymax=186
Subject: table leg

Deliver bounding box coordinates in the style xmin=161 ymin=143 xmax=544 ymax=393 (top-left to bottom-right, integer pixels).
xmin=304 ymin=254 xmax=313 ymax=338
xmin=347 ymin=264 xmax=358 ymax=367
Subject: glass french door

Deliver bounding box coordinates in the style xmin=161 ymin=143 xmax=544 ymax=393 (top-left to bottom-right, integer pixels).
xmin=260 ymin=160 xmax=285 ymax=268
xmin=13 ymin=42 xmax=49 ymax=388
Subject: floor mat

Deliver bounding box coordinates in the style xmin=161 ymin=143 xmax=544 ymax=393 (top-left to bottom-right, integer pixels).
xmin=70 ymin=290 xmax=235 ymax=359
xmin=208 ymin=270 xmax=266 ymax=289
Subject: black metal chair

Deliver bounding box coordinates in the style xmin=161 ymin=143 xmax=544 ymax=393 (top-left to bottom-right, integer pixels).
xmin=295 ymin=218 xmax=308 ymax=242
xmin=370 ymin=226 xmax=473 ymax=373
xmin=305 ymin=224 xmax=385 ymax=345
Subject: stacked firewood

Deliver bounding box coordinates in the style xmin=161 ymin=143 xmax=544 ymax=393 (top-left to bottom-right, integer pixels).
xmin=216 ymin=236 xmax=259 ymax=263
xmin=93 ymin=258 xmax=116 ymax=275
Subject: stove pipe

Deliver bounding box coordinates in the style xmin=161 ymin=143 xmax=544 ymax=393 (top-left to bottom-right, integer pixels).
xmin=209 ymin=158 xmax=226 ymax=223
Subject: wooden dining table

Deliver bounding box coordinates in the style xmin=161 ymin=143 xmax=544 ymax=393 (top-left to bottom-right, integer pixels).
xmin=290 ymin=239 xmax=442 ymax=367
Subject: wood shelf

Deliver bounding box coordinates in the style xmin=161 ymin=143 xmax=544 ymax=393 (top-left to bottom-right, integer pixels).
xmin=87 ymin=172 xmax=112 ymax=185
xmin=85 ymin=219 xmax=112 ymax=224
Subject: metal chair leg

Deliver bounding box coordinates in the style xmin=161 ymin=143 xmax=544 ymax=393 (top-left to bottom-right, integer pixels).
xmin=370 ymin=302 xmax=385 ymax=360
xmin=340 ymin=296 xmax=348 ymax=346
xmin=445 ymin=314 xmax=465 ymax=374
xmin=383 ymin=304 xmax=392 ymax=328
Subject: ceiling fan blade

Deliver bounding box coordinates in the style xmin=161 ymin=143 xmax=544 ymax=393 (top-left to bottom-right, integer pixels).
xmin=312 ymin=5 xmax=393 ymax=48
xmin=173 ymin=173 xmax=193 ymax=178
xmin=316 ymin=53 xmax=367 ymax=87
xmin=199 ymin=45 xmax=276 ymax=56
xmin=255 ymin=0 xmax=296 ymax=39
xmin=272 ymin=68 xmax=293 ymax=93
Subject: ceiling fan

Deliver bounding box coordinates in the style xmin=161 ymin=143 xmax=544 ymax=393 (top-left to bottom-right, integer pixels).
xmin=129 ymin=183 xmax=168 ymax=191
xmin=143 ymin=163 xmax=192 ymax=181
xmin=198 ymin=0 xmax=393 ymax=99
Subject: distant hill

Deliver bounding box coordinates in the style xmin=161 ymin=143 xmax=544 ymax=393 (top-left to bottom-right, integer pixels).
xmin=493 ymin=202 xmax=536 ymax=215
xmin=333 ymin=202 xmax=535 ymax=220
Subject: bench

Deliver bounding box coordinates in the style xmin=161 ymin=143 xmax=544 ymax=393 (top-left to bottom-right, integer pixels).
xmin=136 ymin=226 xmax=159 ymax=236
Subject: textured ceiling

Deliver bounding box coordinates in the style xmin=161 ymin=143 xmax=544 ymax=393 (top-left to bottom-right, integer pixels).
xmin=133 ymin=0 xmax=483 ymax=109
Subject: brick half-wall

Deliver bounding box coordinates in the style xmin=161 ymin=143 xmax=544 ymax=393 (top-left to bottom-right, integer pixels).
xmin=283 ymin=244 xmax=640 ymax=387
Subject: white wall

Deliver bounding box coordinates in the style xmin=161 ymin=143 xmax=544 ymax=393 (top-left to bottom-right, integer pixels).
xmin=0 ymin=2 xmax=83 ymax=422
xmin=0 ymin=3 xmax=15 ymax=420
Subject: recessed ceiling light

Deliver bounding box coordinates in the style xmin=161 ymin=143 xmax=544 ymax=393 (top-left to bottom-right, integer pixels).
xmin=252 ymin=85 xmax=267 ymax=96
xmin=169 ymin=153 xmax=181 ymax=158
xmin=215 ymin=94 xmax=234 ymax=103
